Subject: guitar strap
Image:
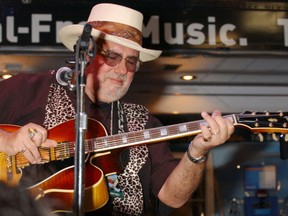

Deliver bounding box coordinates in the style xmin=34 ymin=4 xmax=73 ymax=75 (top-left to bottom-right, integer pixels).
xmin=111 ymin=101 xmax=128 ymax=135
xmin=106 ymin=101 xmax=127 ymax=199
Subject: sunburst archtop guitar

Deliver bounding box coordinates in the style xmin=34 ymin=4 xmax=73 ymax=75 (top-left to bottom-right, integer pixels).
xmin=0 ymin=110 xmax=287 ymax=213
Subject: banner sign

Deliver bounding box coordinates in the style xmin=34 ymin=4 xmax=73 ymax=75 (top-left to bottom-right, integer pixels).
xmin=1 ymin=1 xmax=288 ymax=53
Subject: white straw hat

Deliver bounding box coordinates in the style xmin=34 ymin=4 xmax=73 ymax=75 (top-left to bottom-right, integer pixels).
xmin=58 ymin=3 xmax=162 ymax=62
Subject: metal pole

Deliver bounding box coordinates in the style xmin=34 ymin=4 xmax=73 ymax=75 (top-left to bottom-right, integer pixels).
xmin=73 ymin=23 xmax=92 ymax=216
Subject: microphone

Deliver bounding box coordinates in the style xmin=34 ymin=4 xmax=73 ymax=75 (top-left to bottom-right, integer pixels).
xmin=79 ymin=23 xmax=92 ymax=51
xmin=56 ymin=66 xmax=74 ymax=87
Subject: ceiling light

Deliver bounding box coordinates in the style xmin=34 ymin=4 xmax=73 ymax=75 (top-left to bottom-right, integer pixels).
xmin=181 ymin=75 xmax=196 ymax=81
xmin=0 ymin=63 xmax=22 ymax=80
xmin=1 ymin=74 xmax=13 ymax=79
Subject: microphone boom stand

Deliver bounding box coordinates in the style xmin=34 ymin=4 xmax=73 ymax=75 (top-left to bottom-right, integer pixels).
xmin=73 ymin=23 xmax=92 ymax=216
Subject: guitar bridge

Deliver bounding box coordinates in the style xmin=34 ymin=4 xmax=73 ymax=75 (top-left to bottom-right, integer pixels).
xmin=6 ymin=155 xmax=13 ymax=173
xmin=5 ymin=155 xmax=22 ymax=183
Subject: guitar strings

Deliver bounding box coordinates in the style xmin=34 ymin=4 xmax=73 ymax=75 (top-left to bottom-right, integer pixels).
xmin=1 ymin=119 xmax=205 ymax=170
xmin=6 ymin=112 xmax=285 ymax=168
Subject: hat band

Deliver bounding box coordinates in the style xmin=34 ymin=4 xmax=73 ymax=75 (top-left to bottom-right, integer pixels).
xmin=88 ymin=21 xmax=142 ymax=46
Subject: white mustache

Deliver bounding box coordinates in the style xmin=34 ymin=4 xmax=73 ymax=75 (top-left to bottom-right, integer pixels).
xmin=108 ymin=73 xmax=126 ymax=82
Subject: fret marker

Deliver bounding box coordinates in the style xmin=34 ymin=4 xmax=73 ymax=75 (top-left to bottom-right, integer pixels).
xmin=179 ymin=124 xmax=188 ymax=133
xmin=160 ymin=128 xmax=168 ymax=136
xmin=103 ymin=138 xmax=108 ymax=146
xmin=122 ymin=135 xmax=128 ymax=143
xmin=144 ymin=131 xmax=150 ymax=139
xmin=93 ymin=140 xmax=97 ymax=149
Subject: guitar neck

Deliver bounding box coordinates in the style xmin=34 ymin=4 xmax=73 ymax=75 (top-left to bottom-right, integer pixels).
xmin=13 ymin=114 xmax=236 ymax=169
xmin=85 ymin=114 xmax=236 ymax=152
xmin=87 ymin=110 xmax=288 ymax=152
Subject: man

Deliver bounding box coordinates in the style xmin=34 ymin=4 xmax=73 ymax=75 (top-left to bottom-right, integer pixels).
xmin=0 ymin=3 xmax=234 ymax=215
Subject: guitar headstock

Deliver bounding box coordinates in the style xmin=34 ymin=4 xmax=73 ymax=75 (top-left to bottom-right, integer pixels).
xmin=235 ymin=111 xmax=288 ymax=138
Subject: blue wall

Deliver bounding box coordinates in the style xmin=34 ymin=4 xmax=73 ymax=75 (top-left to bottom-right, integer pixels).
xmin=213 ymin=141 xmax=288 ymax=215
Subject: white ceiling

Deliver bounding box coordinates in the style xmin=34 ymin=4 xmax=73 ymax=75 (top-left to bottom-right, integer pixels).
xmin=125 ymin=50 xmax=288 ymax=114
xmin=1 ymin=49 xmax=288 ymax=115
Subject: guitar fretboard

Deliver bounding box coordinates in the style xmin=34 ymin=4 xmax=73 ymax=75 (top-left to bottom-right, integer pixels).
xmin=13 ymin=114 xmax=236 ymax=167
xmin=80 ymin=114 xmax=235 ymax=153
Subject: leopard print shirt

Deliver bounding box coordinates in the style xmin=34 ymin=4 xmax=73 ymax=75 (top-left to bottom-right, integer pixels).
xmin=43 ymin=83 xmax=75 ymax=129
xmin=112 ymin=102 xmax=149 ymax=216
xmin=43 ymin=84 xmax=150 ymax=215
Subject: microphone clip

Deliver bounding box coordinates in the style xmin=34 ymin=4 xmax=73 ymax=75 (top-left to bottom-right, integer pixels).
xmin=79 ymin=23 xmax=92 ymax=52
xmin=55 ymin=66 xmax=76 ymax=91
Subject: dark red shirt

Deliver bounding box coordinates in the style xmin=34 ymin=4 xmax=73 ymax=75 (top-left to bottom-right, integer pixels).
xmin=0 ymin=70 xmax=179 ymax=215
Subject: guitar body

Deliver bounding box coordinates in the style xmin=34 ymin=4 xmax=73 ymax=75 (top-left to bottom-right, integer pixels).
xmin=0 ymin=119 xmax=113 ymax=213
xmin=28 ymin=157 xmax=109 ymax=213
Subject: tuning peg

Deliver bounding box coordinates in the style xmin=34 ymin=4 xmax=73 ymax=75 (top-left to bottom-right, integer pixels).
xmin=258 ymin=133 xmax=264 ymax=142
xmin=272 ymin=133 xmax=279 ymax=141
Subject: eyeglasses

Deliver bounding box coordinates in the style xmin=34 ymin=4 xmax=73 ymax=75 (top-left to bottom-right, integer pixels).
xmin=99 ymin=48 xmax=142 ymax=73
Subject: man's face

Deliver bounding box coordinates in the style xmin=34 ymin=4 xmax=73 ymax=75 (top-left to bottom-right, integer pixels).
xmin=85 ymin=40 xmax=140 ymax=103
